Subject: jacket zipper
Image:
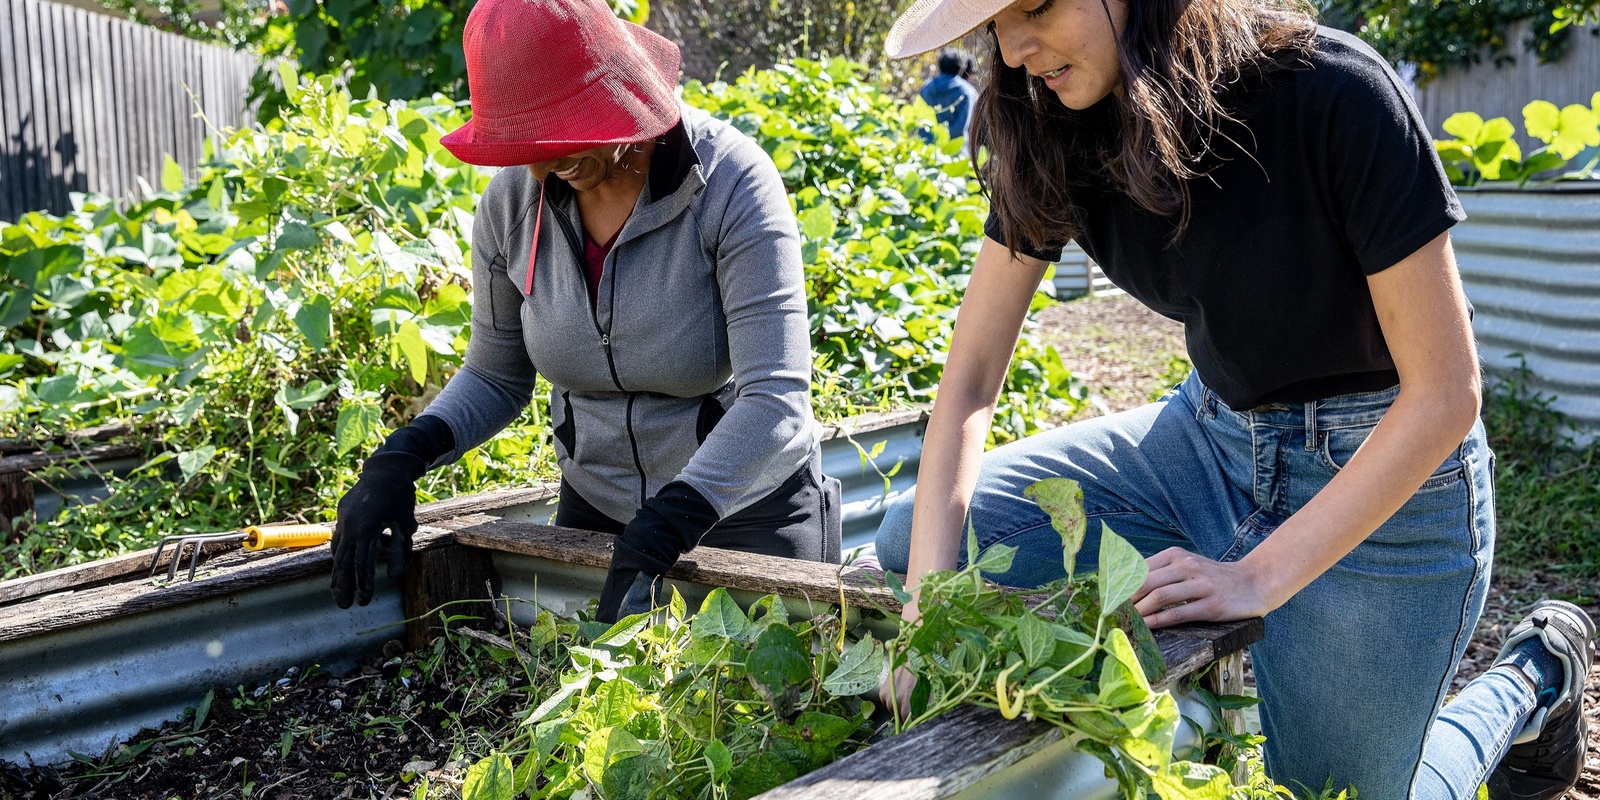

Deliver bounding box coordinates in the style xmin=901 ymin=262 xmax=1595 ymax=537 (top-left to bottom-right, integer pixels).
xmin=548 ymin=199 xmax=649 ymax=506
xmin=549 ymin=209 xmax=626 ymax=393
xmin=624 ymin=394 xmax=647 ymax=507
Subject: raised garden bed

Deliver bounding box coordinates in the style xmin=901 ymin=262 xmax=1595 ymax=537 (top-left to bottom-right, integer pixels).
xmin=0 ymin=482 xmax=1258 ymax=800
xmin=1453 ymin=185 xmax=1600 ymax=441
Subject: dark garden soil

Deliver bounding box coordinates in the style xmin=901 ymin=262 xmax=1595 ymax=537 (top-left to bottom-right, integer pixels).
xmin=1037 ymin=292 xmax=1600 ymax=799
xmin=0 ymin=635 xmax=532 ymax=800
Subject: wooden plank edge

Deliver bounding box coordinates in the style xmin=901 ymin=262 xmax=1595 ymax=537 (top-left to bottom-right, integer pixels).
xmin=415 ymin=483 xmax=558 ymax=523
xmin=446 ymin=517 xmax=899 ymax=613
xmin=0 ymin=442 xmax=145 ymax=475
xmin=0 ymin=526 xmax=454 ymax=643
xmin=0 ymin=485 xmax=563 ymax=605
xmin=759 ymin=705 xmax=1059 ymax=800
xmin=819 ymin=409 xmax=927 ymax=442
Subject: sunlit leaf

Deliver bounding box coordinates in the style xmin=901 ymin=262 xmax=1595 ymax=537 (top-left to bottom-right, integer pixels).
xmin=462 ymin=752 xmax=514 ymax=800
xmin=335 ymin=401 xmax=382 ymax=456
xmin=1098 ymin=525 xmax=1147 ymax=614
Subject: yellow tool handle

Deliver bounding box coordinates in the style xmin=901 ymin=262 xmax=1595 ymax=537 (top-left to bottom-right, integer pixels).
xmin=242 ymin=524 xmax=334 ymax=551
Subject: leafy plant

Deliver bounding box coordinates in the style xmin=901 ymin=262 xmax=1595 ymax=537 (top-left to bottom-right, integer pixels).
xmin=3 ymin=57 xmax=1079 ymax=576
xmin=467 ymin=589 xmax=876 ymax=800
xmin=1434 ymin=94 xmax=1600 ymax=186
xmin=1551 ymin=0 xmax=1600 ymax=28
xmin=874 ymin=477 xmax=1228 ymax=798
xmin=0 ymin=67 xmax=558 ymax=575
xmin=649 ymin=0 xmax=903 ymax=82
xmin=90 ymin=0 xmax=270 ymax=48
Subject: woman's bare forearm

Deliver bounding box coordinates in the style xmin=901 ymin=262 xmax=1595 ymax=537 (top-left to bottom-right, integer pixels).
xmin=1242 ymin=382 xmax=1479 ymax=607
xmin=900 ymin=238 xmax=1049 ymax=616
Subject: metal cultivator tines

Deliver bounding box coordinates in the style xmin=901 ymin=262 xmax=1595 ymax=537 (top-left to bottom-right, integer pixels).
xmin=148 ymin=524 xmax=333 ymax=582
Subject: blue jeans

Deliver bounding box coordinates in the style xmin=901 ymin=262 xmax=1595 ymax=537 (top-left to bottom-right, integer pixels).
xmin=876 ymin=371 xmax=1534 ymax=799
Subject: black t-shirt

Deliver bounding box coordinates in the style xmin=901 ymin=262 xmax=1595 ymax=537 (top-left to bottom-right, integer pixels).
xmin=986 ymin=27 xmax=1465 ymax=410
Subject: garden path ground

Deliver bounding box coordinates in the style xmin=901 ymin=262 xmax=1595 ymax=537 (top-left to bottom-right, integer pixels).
xmin=1037 ymin=292 xmax=1600 ymax=798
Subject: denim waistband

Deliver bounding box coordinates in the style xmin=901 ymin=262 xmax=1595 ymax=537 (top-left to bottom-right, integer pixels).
xmin=1185 ymin=370 xmax=1399 ymax=430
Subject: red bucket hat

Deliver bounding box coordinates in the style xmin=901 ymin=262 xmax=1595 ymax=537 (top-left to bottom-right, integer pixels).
xmin=440 ymin=0 xmax=683 ymax=167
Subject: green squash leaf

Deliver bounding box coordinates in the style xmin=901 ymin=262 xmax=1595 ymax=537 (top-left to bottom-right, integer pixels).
xmin=1151 ymin=760 xmax=1232 ymax=800
xmin=1014 ymin=611 xmax=1054 ymax=669
xmin=1098 ymin=627 xmax=1154 ymax=708
xmin=728 ymin=752 xmax=798 ymax=800
xmin=176 ymin=446 xmax=217 ymax=480
xmin=161 ymin=154 xmax=184 ymax=192
xmin=973 ymin=542 xmax=1017 ymax=575
xmin=704 ymin=739 xmax=733 ymax=781
xmin=293 ymin=295 xmax=333 ymax=349
xmin=582 ymin=727 xmax=643 ymax=786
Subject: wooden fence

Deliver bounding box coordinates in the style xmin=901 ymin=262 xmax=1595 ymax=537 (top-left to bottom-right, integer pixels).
xmin=0 ymin=0 xmax=259 ymax=222
xmin=1410 ymin=20 xmax=1600 ymax=148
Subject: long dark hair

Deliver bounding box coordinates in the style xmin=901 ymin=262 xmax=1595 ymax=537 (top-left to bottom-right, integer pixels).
xmin=976 ymin=0 xmax=1316 ymax=253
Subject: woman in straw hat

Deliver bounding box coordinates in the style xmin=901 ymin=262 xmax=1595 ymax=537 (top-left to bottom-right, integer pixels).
xmin=329 ymin=0 xmax=840 ymax=624
xmin=873 ymin=0 xmax=1593 ymax=797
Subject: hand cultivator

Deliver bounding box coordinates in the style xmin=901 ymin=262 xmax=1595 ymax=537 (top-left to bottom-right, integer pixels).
xmin=148 ymin=524 xmax=333 ymax=582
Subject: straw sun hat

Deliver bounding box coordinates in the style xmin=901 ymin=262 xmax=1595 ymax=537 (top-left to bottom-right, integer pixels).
xmin=440 ymin=0 xmax=683 ymax=167
xmin=885 ymin=0 xmax=1013 ymax=60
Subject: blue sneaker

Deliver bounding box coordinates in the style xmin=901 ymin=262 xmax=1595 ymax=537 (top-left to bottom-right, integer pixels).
xmin=1487 ymin=599 xmax=1595 ymax=800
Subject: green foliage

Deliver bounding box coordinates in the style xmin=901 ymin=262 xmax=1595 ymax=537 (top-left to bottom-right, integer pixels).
xmin=1318 ymin=0 xmax=1573 ymax=83
xmin=491 ymin=588 xmax=875 ymax=800
xmin=1435 ymin=95 xmax=1600 ymax=186
xmin=684 ymin=57 xmax=1083 ymax=442
xmin=1481 ymin=359 xmax=1600 ymax=580
xmin=0 ymin=71 xmax=557 ymax=575
xmin=248 ymin=0 xmax=474 ymax=121
xmin=881 ymin=476 xmax=1242 ymax=798
xmin=1552 ymin=0 xmax=1600 ymax=28
xmin=92 ymin=0 xmax=270 ymax=48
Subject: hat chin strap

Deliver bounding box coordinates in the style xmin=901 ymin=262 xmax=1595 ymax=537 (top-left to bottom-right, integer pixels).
xmin=525 ymin=181 xmax=546 ymax=296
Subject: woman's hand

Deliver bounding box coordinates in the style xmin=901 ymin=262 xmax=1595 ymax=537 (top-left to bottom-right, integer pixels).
xmin=1131 ymin=547 xmax=1281 ymax=629
xmin=878 ymin=666 xmax=919 ymax=720
xmin=878 ymin=594 xmax=921 ymax=718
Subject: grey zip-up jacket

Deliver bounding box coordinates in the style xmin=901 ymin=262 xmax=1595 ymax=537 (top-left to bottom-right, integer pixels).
xmin=418 ymin=104 xmax=820 ymax=524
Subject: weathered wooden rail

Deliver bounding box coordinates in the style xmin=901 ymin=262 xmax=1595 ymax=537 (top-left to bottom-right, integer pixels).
xmin=0 ymin=423 xmax=141 ymax=536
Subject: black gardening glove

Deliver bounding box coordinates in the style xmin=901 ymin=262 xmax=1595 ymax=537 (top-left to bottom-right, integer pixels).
xmin=596 ymin=481 xmax=719 ymax=623
xmin=331 ymin=416 xmax=454 ymax=609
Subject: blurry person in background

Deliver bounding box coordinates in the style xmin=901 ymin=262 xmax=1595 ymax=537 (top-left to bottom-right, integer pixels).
xmin=918 ymin=47 xmax=980 ymax=152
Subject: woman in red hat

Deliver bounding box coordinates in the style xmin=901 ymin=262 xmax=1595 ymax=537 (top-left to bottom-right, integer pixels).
xmin=329 ymin=0 xmax=839 ymax=623
xmin=871 ymin=0 xmax=1593 ymax=798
